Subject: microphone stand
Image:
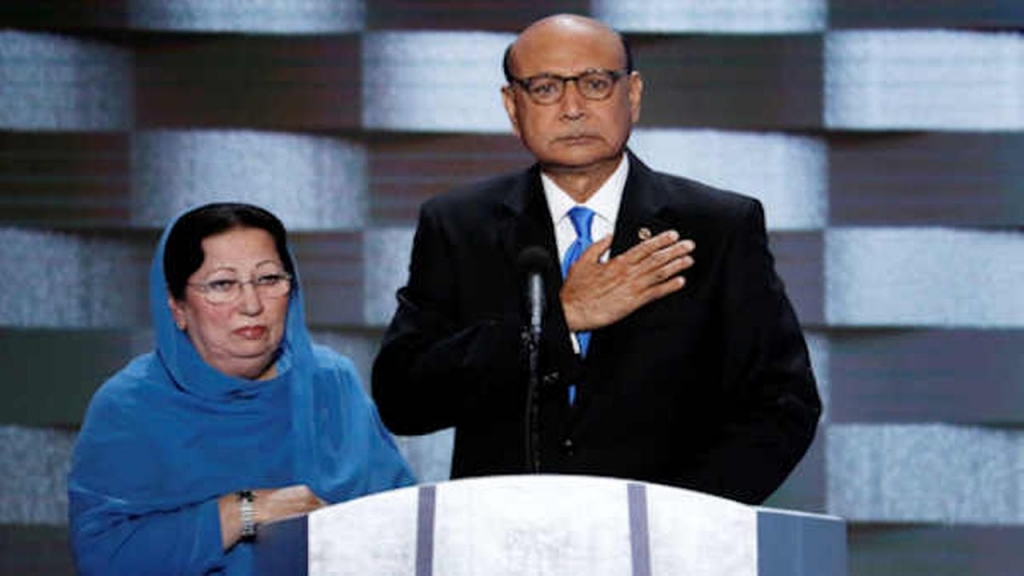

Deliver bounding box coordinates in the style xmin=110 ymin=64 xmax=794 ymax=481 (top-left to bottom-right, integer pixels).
xmin=523 ymin=316 xmax=542 ymax=473
xmin=518 ymin=247 xmax=549 ymax=475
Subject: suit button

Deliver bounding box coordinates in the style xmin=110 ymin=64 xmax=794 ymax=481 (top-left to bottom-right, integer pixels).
xmin=561 ymin=438 xmax=574 ymax=456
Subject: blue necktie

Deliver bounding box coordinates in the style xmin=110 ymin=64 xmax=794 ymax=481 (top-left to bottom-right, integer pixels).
xmin=562 ymin=206 xmax=595 ymax=357
xmin=562 ymin=207 xmax=594 ymax=405
xmin=565 ymin=206 xmax=598 ymax=403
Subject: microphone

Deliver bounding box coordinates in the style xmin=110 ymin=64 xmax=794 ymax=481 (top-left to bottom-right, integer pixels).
xmin=517 ymin=246 xmax=552 ymax=474
xmin=517 ymin=246 xmax=551 ymax=344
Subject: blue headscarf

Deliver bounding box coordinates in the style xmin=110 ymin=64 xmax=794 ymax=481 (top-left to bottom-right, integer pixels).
xmin=69 ymin=205 xmax=415 ymax=575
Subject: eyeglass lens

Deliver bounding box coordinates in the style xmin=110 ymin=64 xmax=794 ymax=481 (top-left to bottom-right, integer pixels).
xmin=194 ymin=272 xmax=291 ymax=304
xmin=522 ymin=70 xmax=622 ymax=104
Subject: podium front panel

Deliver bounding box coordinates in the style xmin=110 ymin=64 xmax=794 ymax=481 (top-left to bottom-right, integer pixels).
xmin=255 ymin=474 xmax=846 ymax=576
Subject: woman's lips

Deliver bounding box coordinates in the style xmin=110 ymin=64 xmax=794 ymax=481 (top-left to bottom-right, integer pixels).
xmin=234 ymin=326 xmax=268 ymax=339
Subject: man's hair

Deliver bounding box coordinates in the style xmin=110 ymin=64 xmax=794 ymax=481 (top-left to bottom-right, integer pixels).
xmin=502 ymin=31 xmax=634 ymax=83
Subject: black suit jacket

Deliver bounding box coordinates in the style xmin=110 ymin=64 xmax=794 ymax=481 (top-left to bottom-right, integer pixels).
xmin=372 ymin=152 xmax=821 ymax=504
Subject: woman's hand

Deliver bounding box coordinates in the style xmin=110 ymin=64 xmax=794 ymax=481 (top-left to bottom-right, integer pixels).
xmin=252 ymin=484 xmax=326 ymax=523
xmin=218 ymin=484 xmax=326 ymax=549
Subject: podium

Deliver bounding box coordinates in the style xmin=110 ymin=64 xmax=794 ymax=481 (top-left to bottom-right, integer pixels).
xmin=255 ymin=475 xmax=846 ymax=576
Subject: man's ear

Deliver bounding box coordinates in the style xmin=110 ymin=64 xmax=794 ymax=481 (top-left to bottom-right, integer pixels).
xmin=168 ymin=294 xmax=187 ymax=331
xmin=628 ymin=71 xmax=644 ymax=124
xmin=501 ymin=86 xmax=521 ymax=138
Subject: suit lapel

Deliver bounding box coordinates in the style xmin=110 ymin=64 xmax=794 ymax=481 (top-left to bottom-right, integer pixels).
xmin=500 ymin=154 xmax=675 ymax=272
xmin=497 ymin=164 xmax=561 ymax=284
xmin=498 ymin=166 xmax=589 ymax=414
xmin=610 ymin=152 xmax=676 ymax=258
xmin=585 ymin=153 xmax=676 ymax=377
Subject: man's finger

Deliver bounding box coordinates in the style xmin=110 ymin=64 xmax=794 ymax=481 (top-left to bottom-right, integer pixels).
xmin=641 ymin=255 xmax=694 ymax=288
xmin=636 ymin=239 xmax=696 ymax=273
xmin=622 ymin=230 xmax=681 ymax=264
xmin=579 ymin=234 xmax=614 ymax=262
xmin=641 ymin=274 xmax=687 ymax=304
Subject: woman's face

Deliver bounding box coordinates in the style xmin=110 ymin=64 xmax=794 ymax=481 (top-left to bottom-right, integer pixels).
xmin=168 ymin=227 xmax=290 ymax=380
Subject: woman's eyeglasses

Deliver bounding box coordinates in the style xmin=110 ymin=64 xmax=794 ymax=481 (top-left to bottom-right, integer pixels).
xmin=187 ymin=272 xmax=292 ymax=305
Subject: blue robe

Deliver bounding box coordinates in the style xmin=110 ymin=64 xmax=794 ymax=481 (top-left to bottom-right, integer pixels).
xmin=68 ymin=210 xmax=415 ymax=575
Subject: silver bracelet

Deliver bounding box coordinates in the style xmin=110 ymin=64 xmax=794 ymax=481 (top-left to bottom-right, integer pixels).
xmin=238 ymin=490 xmax=257 ymax=540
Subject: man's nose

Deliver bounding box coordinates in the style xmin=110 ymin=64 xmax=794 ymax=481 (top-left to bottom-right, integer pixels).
xmin=559 ymin=79 xmax=587 ymax=118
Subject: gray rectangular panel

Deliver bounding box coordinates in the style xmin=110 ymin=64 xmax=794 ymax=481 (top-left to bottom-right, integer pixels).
xmin=633 ymin=35 xmax=823 ymax=130
xmin=829 ymin=329 xmax=1024 ymax=424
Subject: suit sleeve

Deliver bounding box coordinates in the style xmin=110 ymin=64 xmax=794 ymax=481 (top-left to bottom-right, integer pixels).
xmin=681 ymin=199 xmax=822 ymax=504
xmin=372 ymin=202 xmax=524 ymax=435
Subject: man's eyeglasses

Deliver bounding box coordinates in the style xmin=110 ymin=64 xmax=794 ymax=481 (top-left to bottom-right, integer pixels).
xmin=508 ymin=69 xmax=630 ymax=105
xmin=188 ymin=272 xmax=292 ymax=305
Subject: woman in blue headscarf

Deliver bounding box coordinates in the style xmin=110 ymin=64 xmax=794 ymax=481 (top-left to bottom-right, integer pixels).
xmin=68 ymin=202 xmax=415 ymax=575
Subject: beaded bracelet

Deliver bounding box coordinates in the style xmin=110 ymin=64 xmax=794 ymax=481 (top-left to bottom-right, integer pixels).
xmin=238 ymin=490 xmax=257 ymax=540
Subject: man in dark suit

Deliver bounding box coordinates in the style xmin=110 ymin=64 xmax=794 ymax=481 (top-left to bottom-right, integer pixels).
xmin=372 ymin=13 xmax=821 ymax=505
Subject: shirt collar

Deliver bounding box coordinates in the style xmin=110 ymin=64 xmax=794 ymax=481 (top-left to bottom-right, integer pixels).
xmin=541 ymin=153 xmax=629 ymax=225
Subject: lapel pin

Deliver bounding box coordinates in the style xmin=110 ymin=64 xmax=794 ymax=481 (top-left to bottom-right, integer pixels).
xmin=638 ymin=227 xmax=652 ymax=240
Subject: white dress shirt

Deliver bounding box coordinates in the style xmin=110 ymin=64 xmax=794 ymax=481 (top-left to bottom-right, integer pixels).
xmin=541 ymin=153 xmax=629 ymax=352
xmin=541 ymin=153 xmax=629 ymax=265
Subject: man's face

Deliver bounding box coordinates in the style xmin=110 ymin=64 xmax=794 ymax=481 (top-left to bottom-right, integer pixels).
xmin=501 ymin=20 xmax=643 ymax=176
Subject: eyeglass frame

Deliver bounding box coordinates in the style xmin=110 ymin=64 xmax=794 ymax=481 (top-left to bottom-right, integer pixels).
xmin=186 ymin=271 xmax=293 ymax=305
xmin=506 ymin=68 xmax=632 ymax=106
